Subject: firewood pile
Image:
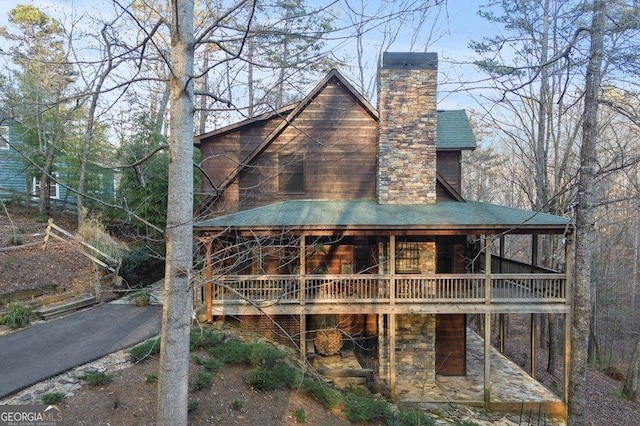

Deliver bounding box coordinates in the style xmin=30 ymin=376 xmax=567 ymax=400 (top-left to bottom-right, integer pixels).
xmin=314 ymin=329 xmax=343 ymax=355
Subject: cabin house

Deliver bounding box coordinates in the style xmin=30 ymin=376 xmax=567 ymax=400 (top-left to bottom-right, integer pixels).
xmin=0 ymin=122 xmax=115 ymax=209
xmin=193 ymin=52 xmax=573 ymax=416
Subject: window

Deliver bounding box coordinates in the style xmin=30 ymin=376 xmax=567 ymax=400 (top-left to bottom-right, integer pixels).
xmin=32 ymin=173 xmax=60 ymax=199
xmin=0 ymin=126 xmax=8 ymax=149
xmin=396 ymin=242 xmax=420 ymax=273
xmin=278 ymin=153 xmax=304 ymax=193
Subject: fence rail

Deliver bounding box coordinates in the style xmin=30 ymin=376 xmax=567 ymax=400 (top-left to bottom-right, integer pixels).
xmin=205 ymin=273 xmax=567 ymax=306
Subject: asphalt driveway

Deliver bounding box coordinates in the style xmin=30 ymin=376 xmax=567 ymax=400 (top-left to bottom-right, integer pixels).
xmin=0 ymin=303 xmax=162 ymax=399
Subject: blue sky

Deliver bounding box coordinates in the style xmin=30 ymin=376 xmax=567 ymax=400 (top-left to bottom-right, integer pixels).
xmin=0 ymin=0 xmax=500 ymax=110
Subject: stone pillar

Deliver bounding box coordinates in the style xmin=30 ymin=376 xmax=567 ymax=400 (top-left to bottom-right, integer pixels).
xmin=377 ymin=52 xmax=438 ymax=205
xmin=394 ymin=314 xmax=436 ymax=401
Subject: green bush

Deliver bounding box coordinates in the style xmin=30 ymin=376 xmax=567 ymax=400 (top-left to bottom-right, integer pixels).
xmin=41 ymin=392 xmax=64 ymax=405
xmin=343 ymin=392 xmax=392 ymax=423
xmin=145 ymin=374 xmax=158 ymax=384
xmin=248 ymin=341 xmax=286 ymax=367
xmin=80 ymin=371 xmax=113 ymax=386
xmin=247 ymin=362 xmax=300 ymax=391
xmin=395 ymin=409 xmax=435 ymax=426
xmin=190 ymin=372 xmax=213 ymax=392
xmin=0 ymin=302 xmax=31 ymax=329
xmin=294 ymin=408 xmax=306 ymax=423
xmin=119 ymin=245 xmax=165 ymax=287
xmin=188 ymin=399 xmax=200 ymax=413
xmin=298 ymin=378 xmax=343 ymax=410
xmin=209 ymin=339 xmax=251 ymax=364
xmin=190 ymin=328 xmax=224 ymax=350
xmin=202 ymin=356 xmax=224 ymax=372
xmin=130 ymin=338 xmax=160 ymax=362
xmin=231 ymin=398 xmax=243 ymax=411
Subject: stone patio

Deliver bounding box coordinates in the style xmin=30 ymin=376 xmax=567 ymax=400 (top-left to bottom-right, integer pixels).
xmin=407 ymin=330 xmax=565 ymax=419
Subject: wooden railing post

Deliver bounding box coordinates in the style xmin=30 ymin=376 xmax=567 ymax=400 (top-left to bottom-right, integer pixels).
xmin=389 ymin=235 xmax=396 ymax=305
xmin=485 ymin=235 xmax=492 ymax=303
xmin=42 ymin=218 xmax=53 ymax=250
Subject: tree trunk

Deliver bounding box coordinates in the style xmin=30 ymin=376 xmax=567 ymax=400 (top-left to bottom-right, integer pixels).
xmin=155 ymin=0 xmax=194 ymax=424
xmin=568 ymin=1 xmax=606 ymax=424
xmin=622 ymin=338 xmax=640 ymax=401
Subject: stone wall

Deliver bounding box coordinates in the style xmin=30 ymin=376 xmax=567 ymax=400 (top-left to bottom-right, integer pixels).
xmin=377 ymin=52 xmax=438 ymax=205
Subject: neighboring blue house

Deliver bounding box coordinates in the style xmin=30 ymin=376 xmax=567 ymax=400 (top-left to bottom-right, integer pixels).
xmin=0 ymin=122 xmax=116 ymax=209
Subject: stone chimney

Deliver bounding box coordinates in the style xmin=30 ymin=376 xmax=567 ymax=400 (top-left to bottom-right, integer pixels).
xmin=377 ymin=52 xmax=438 ymax=205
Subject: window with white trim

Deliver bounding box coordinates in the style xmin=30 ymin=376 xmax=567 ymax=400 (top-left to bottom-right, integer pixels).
xmin=32 ymin=173 xmax=60 ymax=199
xmin=0 ymin=126 xmax=8 ymax=149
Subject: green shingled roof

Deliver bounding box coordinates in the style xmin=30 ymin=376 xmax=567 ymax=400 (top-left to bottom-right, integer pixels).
xmin=437 ymin=110 xmax=476 ymax=150
xmin=195 ymin=200 xmax=571 ymax=233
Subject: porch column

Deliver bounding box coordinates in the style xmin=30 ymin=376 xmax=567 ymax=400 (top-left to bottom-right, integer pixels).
xmin=205 ymin=237 xmax=213 ymax=322
xmin=484 ymin=234 xmax=493 ymax=406
xmin=299 ymin=234 xmax=306 ymax=360
xmin=499 ymin=314 xmax=505 ymax=354
xmin=564 ymin=233 xmax=574 ymax=405
xmin=531 ymin=234 xmax=539 ymax=271
xmin=531 ymin=314 xmax=537 ymax=378
xmin=389 ymin=235 xmax=396 ymax=398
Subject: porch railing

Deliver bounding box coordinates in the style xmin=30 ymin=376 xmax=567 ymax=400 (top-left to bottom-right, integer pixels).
xmin=207 ymin=273 xmax=566 ymax=305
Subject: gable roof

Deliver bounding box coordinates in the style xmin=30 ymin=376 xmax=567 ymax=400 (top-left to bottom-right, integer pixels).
xmin=436 ymin=110 xmax=476 ymax=150
xmin=195 ymin=70 xmax=476 ymax=192
xmin=194 ymin=199 xmax=572 ymax=234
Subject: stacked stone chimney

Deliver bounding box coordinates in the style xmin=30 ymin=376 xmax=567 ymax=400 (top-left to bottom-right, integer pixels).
xmin=377 ymin=52 xmax=438 ymax=205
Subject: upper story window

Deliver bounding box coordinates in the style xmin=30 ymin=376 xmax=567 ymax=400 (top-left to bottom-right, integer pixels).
xmin=32 ymin=173 xmax=60 ymax=199
xmin=278 ymin=153 xmax=304 ymax=194
xmin=0 ymin=126 xmax=9 ymax=149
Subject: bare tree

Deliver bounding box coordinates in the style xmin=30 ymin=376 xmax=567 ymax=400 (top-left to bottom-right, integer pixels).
xmin=568 ymin=1 xmax=606 ymax=424
xmin=155 ymin=0 xmax=195 ymax=423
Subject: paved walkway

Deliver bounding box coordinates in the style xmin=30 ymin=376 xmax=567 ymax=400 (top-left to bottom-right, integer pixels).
xmin=0 ymin=303 xmax=162 ymax=399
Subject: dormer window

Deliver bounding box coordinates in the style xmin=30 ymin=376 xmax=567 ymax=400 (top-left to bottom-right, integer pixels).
xmin=278 ymin=153 xmax=304 ymax=194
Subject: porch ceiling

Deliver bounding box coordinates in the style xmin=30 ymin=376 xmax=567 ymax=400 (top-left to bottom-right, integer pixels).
xmin=194 ymin=199 xmax=572 ymax=234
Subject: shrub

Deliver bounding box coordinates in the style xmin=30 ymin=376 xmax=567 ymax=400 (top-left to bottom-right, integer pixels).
xmin=130 ymin=338 xmax=160 ymax=362
xmin=202 ymin=356 xmax=224 ymax=372
xmin=343 ymin=392 xmax=391 ymax=423
xmin=209 ymin=339 xmax=251 ymax=364
xmin=298 ymin=378 xmax=343 ymax=410
xmin=145 ymin=374 xmax=158 ymax=384
xmin=0 ymin=302 xmax=31 ymax=329
xmin=190 ymin=328 xmax=224 ymax=350
xmin=187 ymin=399 xmax=200 ymax=413
xmin=127 ymin=289 xmax=158 ymax=307
xmin=294 ymin=408 xmax=306 ymax=423
xmin=190 ymin=372 xmax=213 ymax=392
xmin=248 ymin=341 xmax=286 ymax=367
xmin=231 ymin=398 xmax=243 ymax=411
xmin=396 ymin=409 xmax=435 ymax=426
xmin=247 ymin=362 xmax=300 ymax=391
xmin=41 ymin=392 xmax=64 ymax=405
xmin=80 ymin=371 xmax=113 ymax=386
xmin=119 ymin=245 xmax=165 ymax=287
xmin=77 ymin=213 xmax=127 ymax=264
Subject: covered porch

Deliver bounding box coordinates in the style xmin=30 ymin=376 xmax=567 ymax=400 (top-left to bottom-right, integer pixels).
xmin=193 ymin=199 xmax=573 ymax=417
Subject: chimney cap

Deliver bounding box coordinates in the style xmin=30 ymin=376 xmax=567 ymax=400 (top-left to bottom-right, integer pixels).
xmin=382 ymin=52 xmax=437 ymax=70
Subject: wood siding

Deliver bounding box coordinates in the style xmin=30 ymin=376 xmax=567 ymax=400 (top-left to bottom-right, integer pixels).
xmin=435 ymin=314 xmax=466 ymax=375
xmin=436 ymin=151 xmax=461 ymax=193
xmin=238 ymin=81 xmax=378 ymax=210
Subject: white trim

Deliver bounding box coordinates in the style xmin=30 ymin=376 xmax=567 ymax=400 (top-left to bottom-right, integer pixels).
xmin=32 ymin=172 xmax=60 ymax=199
xmin=0 ymin=126 xmax=9 ymax=149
